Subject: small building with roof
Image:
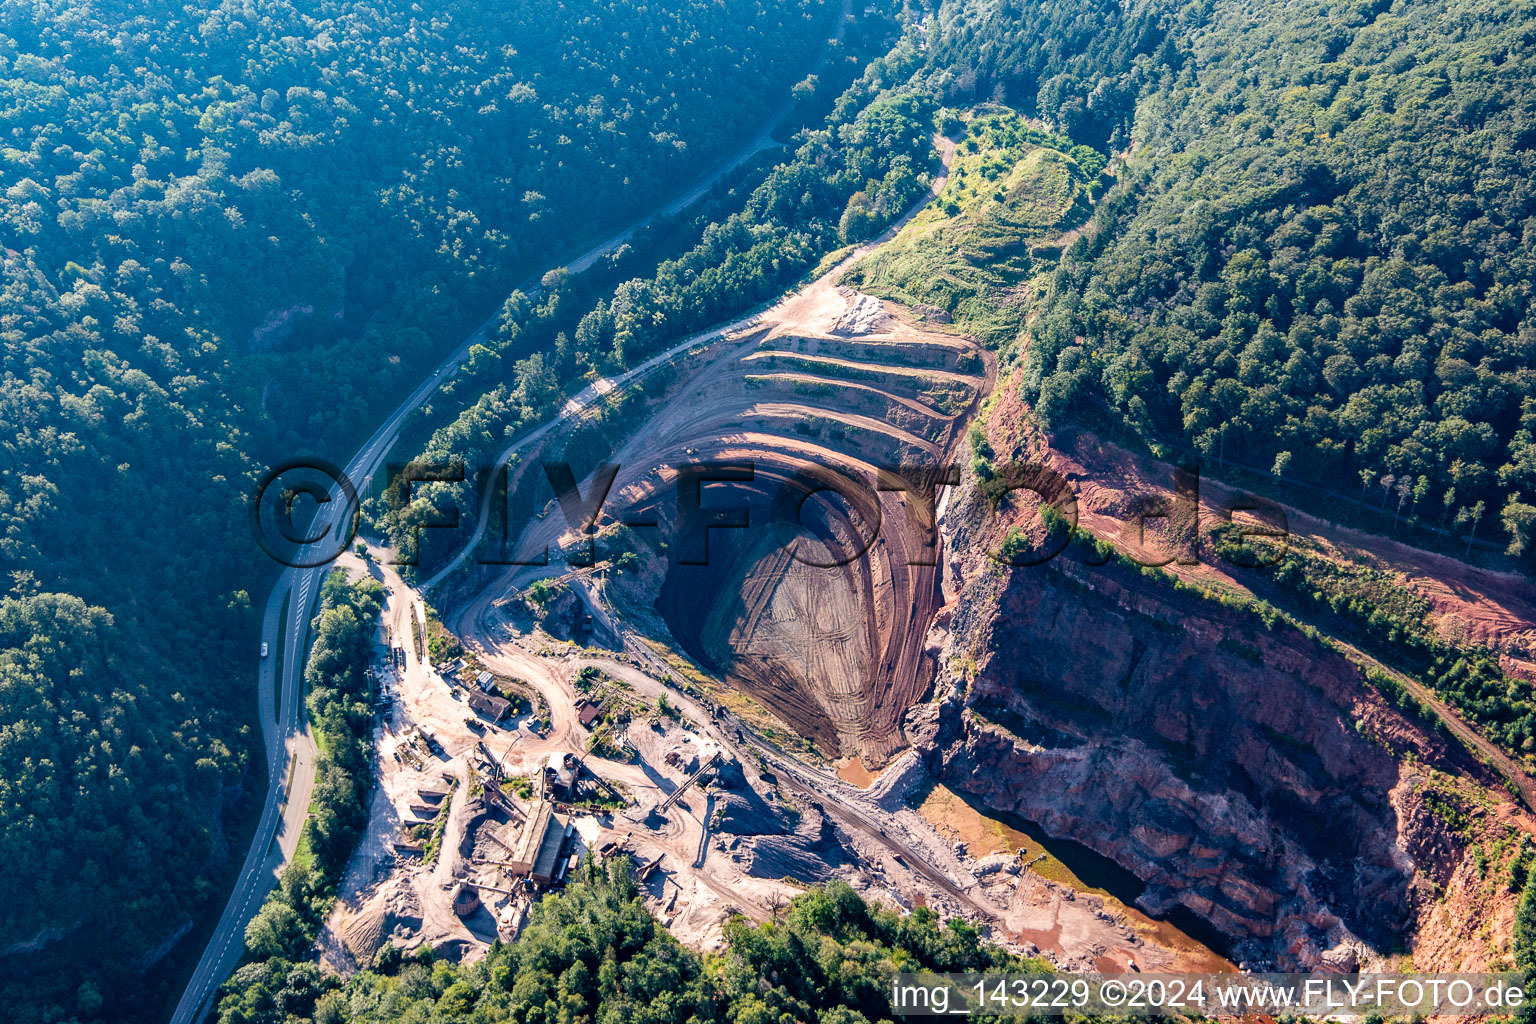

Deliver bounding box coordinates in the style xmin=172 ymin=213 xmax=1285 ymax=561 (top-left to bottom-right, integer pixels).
xmin=468 ymin=690 xmax=511 ymax=723
xmin=506 ymin=802 xmax=571 ymax=885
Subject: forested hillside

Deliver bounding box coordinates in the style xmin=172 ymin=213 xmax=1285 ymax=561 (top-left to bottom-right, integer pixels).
xmin=1003 ymin=0 xmax=1536 ymax=555
xmin=0 ymin=1 xmax=839 ymax=1019
xmin=921 ymin=0 xmax=1169 ymax=153
xmin=381 ymin=42 xmax=942 ymax=566
xmin=217 ymin=864 xmax=1024 ymax=1024
xmin=8 ymin=0 xmax=1536 ymax=1017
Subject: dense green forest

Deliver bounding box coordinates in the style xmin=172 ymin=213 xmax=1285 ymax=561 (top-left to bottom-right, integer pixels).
xmin=217 ymin=863 xmax=1028 ymax=1024
xmin=921 ymin=0 xmax=1169 ymax=154
xmin=223 ymin=569 xmax=382 ymax=1018
xmin=0 ymin=0 xmax=843 ymax=1019
xmin=400 ymin=0 xmax=1536 ymax=571
xmin=0 ymin=591 xmax=243 ymax=1017
xmin=380 ymin=41 xmax=943 ymax=567
xmin=1006 ymin=0 xmax=1536 ymax=556
xmin=894 ymin=0 xmax=1536 ymax=761
xmin=296 ymin=570 xmax=383 ymax=877
xmin=8 ymin=0 xmax=1536 ymax=1019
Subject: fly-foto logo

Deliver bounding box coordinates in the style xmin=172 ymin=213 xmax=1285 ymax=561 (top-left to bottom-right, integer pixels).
xmin=250 ymin=458 xmax=1289 ymax=570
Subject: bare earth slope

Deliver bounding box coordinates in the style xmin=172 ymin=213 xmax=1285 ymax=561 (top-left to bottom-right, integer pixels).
xmin=918 ymin=371 xmax=1536 ymax=972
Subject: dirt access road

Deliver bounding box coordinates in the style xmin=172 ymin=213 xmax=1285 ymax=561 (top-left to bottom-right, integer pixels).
xmin=167 ymin=8 xmax=854 ymax=1018
xmin=431 ymin=139 xmax=980 ymax=767
xmin=430 ymin=131 xmax=980 ymax=902
xmin=1001 ymin=415 xmax=1536 ymax=811
xmin=454 ymin=571 xmax=1003 ymax=919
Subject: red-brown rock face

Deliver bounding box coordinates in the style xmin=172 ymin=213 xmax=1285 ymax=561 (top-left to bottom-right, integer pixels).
xmin=930 ymin=550 xmax=1491 ymax=968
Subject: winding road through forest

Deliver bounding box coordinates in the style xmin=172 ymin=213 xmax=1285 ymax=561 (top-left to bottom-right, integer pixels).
xmin=167 ymin=5 xmax=852 ymax=1020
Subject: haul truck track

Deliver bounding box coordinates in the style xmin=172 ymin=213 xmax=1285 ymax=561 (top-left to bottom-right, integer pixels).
xmin=167 ymin=5 xmax=855 ymax=1018
xmin=427 ymin=138 xmax=985 ymax=768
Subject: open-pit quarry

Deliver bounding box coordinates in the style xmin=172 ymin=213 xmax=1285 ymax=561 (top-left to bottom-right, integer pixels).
xmin=320 ymin=127 xmax=1536 ymax=983
xmin=334 ymin=150 xmax=1269 ymax=978
xmin=320 ymin=238 xmax=1261 ymax=977
xmin=621 ymin=288 xmax=993 ymax=768
xmin=439 ymin=172 xmax=995 ymax=774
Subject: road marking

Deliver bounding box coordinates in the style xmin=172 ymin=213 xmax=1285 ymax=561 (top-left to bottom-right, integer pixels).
xmin=172 ymin=38 xmax=852 ymax=1011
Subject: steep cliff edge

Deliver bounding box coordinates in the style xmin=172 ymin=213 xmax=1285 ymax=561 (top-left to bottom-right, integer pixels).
xmin=919 ymin=474 xmax=1535 ymax=970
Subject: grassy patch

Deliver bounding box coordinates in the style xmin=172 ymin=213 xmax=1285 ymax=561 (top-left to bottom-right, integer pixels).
xmin=421 ymin=777 xmax=458 ymax=866
xmin=501 ymin=775 xmax=534 ymax=800
xmin=844 ymin=107 xmax=1100 ymax=345
xmin=291 ymin=828 xmax=317 ymax=875
xmin=422 ymin=601 xmax=462 ymax=665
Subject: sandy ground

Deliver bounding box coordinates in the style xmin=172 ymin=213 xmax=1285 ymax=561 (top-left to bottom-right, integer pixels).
xmin=318 ymin=132 xmax=1236 ymax=976
xmin=422 ymin=270 xmax=1227 ymax=975
xmin=319 ymin=550 xmax=492 ymax=969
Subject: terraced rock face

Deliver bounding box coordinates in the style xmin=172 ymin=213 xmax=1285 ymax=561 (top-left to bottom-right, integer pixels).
xmin=920 ymin=451 xmax=1536 ymax=971
xmin=605 ymin=286 xmax=993 ymax=765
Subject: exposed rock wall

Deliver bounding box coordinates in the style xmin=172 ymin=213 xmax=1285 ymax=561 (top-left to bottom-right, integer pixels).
xmin=925 ymin=486 xmax=1513 ymax=968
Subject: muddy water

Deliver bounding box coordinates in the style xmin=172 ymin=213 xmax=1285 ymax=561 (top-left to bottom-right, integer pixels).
xmin=917 ymin=783 xmax=1235 ymax=973
xmin=836 ymin=756 xmax=880 ymax=787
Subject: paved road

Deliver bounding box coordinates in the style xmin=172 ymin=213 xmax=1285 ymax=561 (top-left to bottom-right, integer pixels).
xmin=168 ymin=359 xmax=475 ymax=1024
xmin=168 ymin=7 xmax=853 ymax=1021
xmin=423 ymin=128 xmax=957 ymax=589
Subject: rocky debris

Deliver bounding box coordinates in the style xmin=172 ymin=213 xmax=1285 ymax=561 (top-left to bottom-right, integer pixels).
xmin=0 ymin=922 xmax=83 ymax=958
xmin=713 ymin=784 xmax=788 ymax=838
xmin=830 ymin=292 xmax=893 ymax=335
xmin=430 ymin=937 xmax=474 ymax=962
xmin=733 ymin=801 xmax=852 ymax=881
xmin=469 ymin=809 xmax=519 ymax=862
xmin=343 ymin=878 xmax=423 ymax=964
xmin=868 ymin=748 xmax=927 ymax=811
xmin=973 ymin=853 xmax=1021 ymax=877
xmin=1319 ymin=944 xmax=1359 ymax=973
xmin=903 ymin=697 xmax=946 ymax=754
xmin=135 ymin=920 xmax=193 ymax=973
xmin=455 ymin=792 xmax=490 ymax=864
xmin=1392 ymin=772 xmax=1470 ymax=889
xmin=911 ymin=303 xmax=953 ymax=324
xmin=536 ymin=585 xmax=620 ymax=650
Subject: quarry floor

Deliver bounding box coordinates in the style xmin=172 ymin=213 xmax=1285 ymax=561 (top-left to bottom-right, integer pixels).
xmin=315 ymin=279 xmax=1241 ymax=978
xmin=314 ymin=140 xmax=1246 ymax=975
